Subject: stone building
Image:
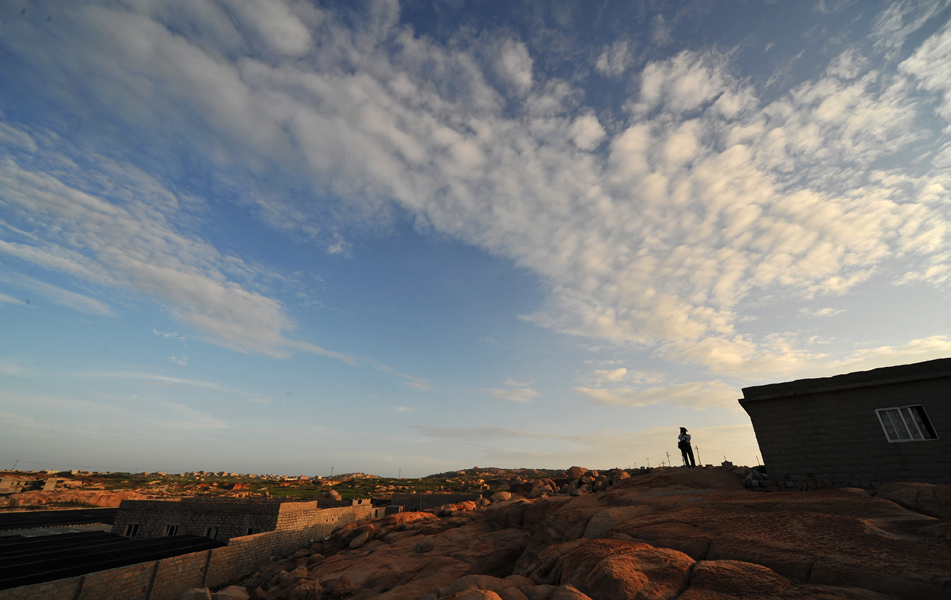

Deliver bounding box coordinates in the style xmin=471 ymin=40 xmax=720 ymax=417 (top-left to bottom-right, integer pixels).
xmin=112 ymin=497 xmax=375 ymax=542
xmin=740 ymin=358 xmax=950 ymax=486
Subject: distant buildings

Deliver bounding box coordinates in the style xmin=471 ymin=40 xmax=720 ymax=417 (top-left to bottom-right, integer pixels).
xmin=741 ymin=358 xmax=950 ymax=486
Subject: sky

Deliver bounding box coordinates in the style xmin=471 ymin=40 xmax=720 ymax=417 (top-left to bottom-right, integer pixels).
xmin=1 ymin=0 xmax=950 ymax=478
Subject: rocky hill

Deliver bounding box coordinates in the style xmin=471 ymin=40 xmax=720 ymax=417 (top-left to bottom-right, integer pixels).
xmin=203 ymin=467 xmax=951 ymax=600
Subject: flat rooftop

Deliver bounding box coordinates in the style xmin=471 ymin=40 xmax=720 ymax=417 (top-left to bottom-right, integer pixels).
xmin=741 ymin=357 xmax=951 ymax=403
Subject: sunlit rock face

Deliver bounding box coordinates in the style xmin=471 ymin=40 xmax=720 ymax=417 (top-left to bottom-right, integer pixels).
xmin=232 ymin=468 xmax=951 ymax=600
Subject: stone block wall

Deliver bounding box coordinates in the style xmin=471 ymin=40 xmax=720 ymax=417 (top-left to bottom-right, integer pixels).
xmin=0 ymin=502 xmax=374 ymax=600
xmin=390 ymin=493 xmax=482 ymax=511
xmin=743 ymin=375 xmax=951 ymax=485
xmin=274 ymin=499 xmax=370 ymax=531
xmin=112 ymin=499 xmax=283 ymax=541
xmin=149 ymin=552 xmax=209 ymax=600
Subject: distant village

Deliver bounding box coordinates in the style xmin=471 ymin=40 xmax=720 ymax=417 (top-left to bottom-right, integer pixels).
xmin=0 ymin=466 xmax=557 ymax=508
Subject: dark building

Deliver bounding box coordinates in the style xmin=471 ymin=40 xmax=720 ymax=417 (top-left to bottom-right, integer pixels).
xmin=112 ymin=497 xmax=375 ymax=543
xmin=740 ymin=358 xmax=951 ymax=486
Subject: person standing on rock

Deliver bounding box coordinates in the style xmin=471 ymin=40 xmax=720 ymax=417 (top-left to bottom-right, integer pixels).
xmin=678 ymin=427 xmax=696 ymax=468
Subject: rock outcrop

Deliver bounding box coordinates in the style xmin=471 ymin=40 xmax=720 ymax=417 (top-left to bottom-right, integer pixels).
xmin=233 ymin=469 xmax=951 ymax=600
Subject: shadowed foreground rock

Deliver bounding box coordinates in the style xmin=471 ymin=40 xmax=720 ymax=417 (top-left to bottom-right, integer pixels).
xmin=224 ymin=469 xmax=950 ymax=600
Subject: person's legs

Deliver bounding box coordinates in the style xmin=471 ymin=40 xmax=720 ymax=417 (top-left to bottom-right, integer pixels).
xmin=680 ymin=446 xmax=689 ymax=466
xmin=686 ymin=446 xmax=696 ymax=468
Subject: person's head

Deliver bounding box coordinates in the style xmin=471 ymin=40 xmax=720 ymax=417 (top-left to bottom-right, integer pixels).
xmin=680 ymin=427 xmax=687 ymax=432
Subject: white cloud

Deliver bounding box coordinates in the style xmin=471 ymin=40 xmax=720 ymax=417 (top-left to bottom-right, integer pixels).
xmin=169 ymin=355 xmax=189 ymax=366
xmin=631 ymin=51 xmax=735 ymax=116
xmin=85 ymin=371 xmax=232 ymax=392
xmin=900 ymin=21 xmax=951 ymax=128
xmin=0 ymin=131 xmax=354 ymax=361
xmin=0 ymin=360 xmax=26 ymax=376
xmin=836 ymin=335 xmax=951 ymax=373
xmin=0 ymin=271 xmax=114 ymax=316
xmin=573 ymin=380 xmax=740 ymax=410
xmin=569 ymin=113 xmax=606 ymax=150
xmin=391 ymin=406 xmax=416 ymax=413
xmin=650 ymin=14 xmax=673 ymax=47
xmin=409 ymin=425 xmax=563 ymax=440
xmin=798 ymin=307 xmax=845 ymax=318
xmin=229 ymin=0 xmax=314 ymax=57
xmin=484 ymin=386 xmax=540 ymax=403
xmin=154 ymin=329 xmax=185 ymax=341
xmin=494 ymin=39 xmax=534 ymax=96
xmin=4 ymin=3 xmax=950 ymax=388
xmin=374 ymin=363 xmax=430 ymax=390
xmin=0 ymin=292 xmax=25 ymax=305
xmin=595 ymin=40 xmax=631 ymax=76
xmin=827 ymin=49 xmax=868 ymax=80
xmin=593 ymin=368 xmax=628 ymax=383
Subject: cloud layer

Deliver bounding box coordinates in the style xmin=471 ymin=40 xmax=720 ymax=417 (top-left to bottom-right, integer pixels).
xmin=2 ymin=0 xmax=950 ymax=409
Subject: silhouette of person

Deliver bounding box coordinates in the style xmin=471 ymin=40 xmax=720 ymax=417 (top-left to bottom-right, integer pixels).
xmin=678 ymin=427 xmax=696 ymax=468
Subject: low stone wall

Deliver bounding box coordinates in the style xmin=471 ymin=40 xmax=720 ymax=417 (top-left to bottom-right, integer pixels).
xmin=390 ymin=493 xmax=482 ymax=511
xmin=0 ymin=504 xmax=373 ymax=600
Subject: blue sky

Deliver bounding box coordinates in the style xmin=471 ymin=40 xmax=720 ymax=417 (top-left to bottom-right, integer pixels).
xmin=1 ymin=0 xmax=950 ymax=477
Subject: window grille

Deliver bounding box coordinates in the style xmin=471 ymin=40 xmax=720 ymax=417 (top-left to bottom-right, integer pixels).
xmin=164 ymin=524 xmax=179 ymax=536
xmin=204 ymin=526 xmax=218 ymax=539
xmin=876 ymin=405 xmax=938 ymax=442
xmin=124 ymin=524 xmax=139 ymax=537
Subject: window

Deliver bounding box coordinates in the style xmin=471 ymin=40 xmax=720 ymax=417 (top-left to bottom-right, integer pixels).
xmin=876 ymin=405 xmax=938 ymax=442
xmin=204 ymin=526 xmax=218 ymax=539
xmin=124 ymin=524 xmax=139 ymax=537
xmin=164 ymin=524 xmax=179 ymax=536
xmin=245 ymin=527 xmax=258 ymax=536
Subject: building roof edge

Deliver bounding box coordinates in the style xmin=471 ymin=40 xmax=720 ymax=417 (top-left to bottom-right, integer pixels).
xmin=739 ymin=357 xmax=951 ymax=404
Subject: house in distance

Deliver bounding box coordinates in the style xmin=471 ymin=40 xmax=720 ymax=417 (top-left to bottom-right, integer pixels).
xmin=740 ymin=358 xmax=950 ymax=487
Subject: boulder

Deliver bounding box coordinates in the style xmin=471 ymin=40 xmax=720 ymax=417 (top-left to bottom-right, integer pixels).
xmin=349 ymin=530 xmax=371 ymax=549
xmin=445 ymin=575 xmax=514 ymax=596
xmin=513 ymin=540 xmax=586 ymax=582
xmin=566 ymin=467 xmax=587 ymax=480
xmin=582 ymin=506 xmax=653 ymax=539
xmin=492 ymin=491 xmax=513 ymax=503
xmin=519 ymin=585 xmax=558 ymax=600
xmin=383 ymin=511 xmax=439 ymax=529
xmin=874 ymin=482 xmax=951 ymax=519
xmin=287 ymin=580 xmax=322 ymax=600
xmin=549 ymin=585 xmax=591 ymax=600
xmin=415 ymin=537 xmax=435 ymax=553
xmin=444 ymin=591 xmax=503 ymax=600
xmin=498 ymin=588 xmax=531 ymax=600
xmin=485 ymin=499 xmax=532 ymax=529
xmin=555 ymin=539 xmax=694 ymax=600
xmin=323 ymin=574 xmax=353 ymax=597
xmin=178 ymin=589 xmax=213 ymax=600
xmin=213 ymin=586 xmax=250 ymax=600
xmin=685 ymin=560 xmax=791 ymax=596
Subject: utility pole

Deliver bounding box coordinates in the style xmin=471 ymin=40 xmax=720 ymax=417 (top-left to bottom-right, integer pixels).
xmin=12 ymin=460 xmax=17 ymax=471
xmin=695 ymin=446 xmax=702 ymax=466
xmin=666 ymin=451 xmax=670 ymax=467
xmin=646 ymin=458 xmax=650 ymax=468
xmin=398 ymin=468 xmax=401 ymax=479
xmin=330 ymin=466 xmax=333 ymax=478
xmin=756 ymin=455 xmax=761 ymax=466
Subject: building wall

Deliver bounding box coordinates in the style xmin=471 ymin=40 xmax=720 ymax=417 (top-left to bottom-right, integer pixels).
xmin=112 ymin=499 xmax=283 ymax=541
xmin=0 ymin=503 xmax=373 ymax=600
xmin=742 ymin=376 xmax=951 ymax=484
xmin=111 ymin=498 xmax=373 ymax=542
